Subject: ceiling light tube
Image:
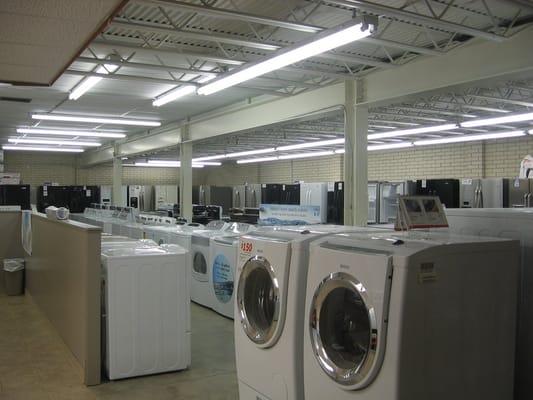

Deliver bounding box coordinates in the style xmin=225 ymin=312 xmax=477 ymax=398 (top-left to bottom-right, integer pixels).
xmin=16 ymin=128 xmax=126 ymax=138
xmin=69 ymin=64 xmax=119 ymax=100
xmin=2 ymin=145 xmax=84 ymax=153
xmin=368 ymin=142 xmax=414 ymax=151
xmin=278 ymin=151 xmax=335 ymax=160
xmin=334 ymin=149 xmax=345 ymax=154
xmin=276 ymin=138 xmax=345 ymax=151
xmin=8 ymin=138 xmax=101 ymax=147
xmin=153 ymin=85 xmax=197 ymax=107
xmin=236 ymin=156 xmax=279 ymax=164
xmin=226 ymin=148 xmax=277 ymax=158
xmin=134 ymin=162 xmax=204 ymax=168
xmin=192 ymin=154 xmax=228 ymax=162
xmin=460 ymin=112 xmax=533 ymax=128
xmin=148 ymin=160 xmax=221 ymax=166
xmin=368 ymin=123 xmax=458 ymax=140
xmin=414 ymin=130 xmax=525 ymax=146
xmin=197 ymin=18 xmax=375 ymax=95
xmin=31 ymin=114 xmax=161 ymax=127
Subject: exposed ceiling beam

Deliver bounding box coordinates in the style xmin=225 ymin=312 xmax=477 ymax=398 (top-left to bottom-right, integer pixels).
xmin=110 ymin=20 xmax=394 ymax=68
xmin=64 ymin=70 xmax=292 ymax=97
xmin=321 ymin=0 xmax=506 ymax=42
xmin=131 ymin=0 xmax=442 ymax=56
xmin=92 ymin=39 xmax=359 ymax=79
xmin=467 ymin=94 xmax=533 ymax=108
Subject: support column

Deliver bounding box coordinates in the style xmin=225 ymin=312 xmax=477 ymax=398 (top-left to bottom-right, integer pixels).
xmin=344 ymin=80 xmax=368 ymax=226
xmin=112 ymin=144 xmax=123 ymax=206
xmin=179 ymin=126 xmax=193 ymax=222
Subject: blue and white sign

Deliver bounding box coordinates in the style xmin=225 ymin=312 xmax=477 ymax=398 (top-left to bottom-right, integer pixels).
xmin=259 ymin=204 xmax=322 ymax=225
xmin=212 ymin=254 xmax=233 ymax=303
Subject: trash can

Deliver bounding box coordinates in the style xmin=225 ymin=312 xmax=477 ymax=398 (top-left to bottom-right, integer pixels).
xmin=3 ymin=258 xmax=25 ymax=296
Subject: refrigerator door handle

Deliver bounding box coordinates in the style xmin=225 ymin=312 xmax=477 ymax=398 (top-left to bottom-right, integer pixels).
xmin=524 ymin=193 xmax=529 ymax=207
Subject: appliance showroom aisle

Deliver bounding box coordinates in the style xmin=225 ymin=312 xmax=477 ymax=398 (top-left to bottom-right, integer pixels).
xmin=0 ymin=289 xmax=238 ymax=400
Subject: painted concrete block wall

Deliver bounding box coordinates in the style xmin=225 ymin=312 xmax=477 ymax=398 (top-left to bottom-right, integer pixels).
xmin=4 ymin=152 xmax=77 ymax=186
xmin=484 ymin=135 xmax=533 ymax=177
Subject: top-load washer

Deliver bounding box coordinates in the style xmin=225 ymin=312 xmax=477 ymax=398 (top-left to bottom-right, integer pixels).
xmin=209 ymin=222 xmax=256 ymax=318
xmin=303 ymin=230 xmax=519 ymax=400
xmin=101 ymin=243 xmax=190 ymax=380
xmin=445 ymin=208 xmax=533 ymax=400
xmin=189 ymin=221 xmax=233 ymax=308
xmin=234 ymin=225 xmax=379 ymax=400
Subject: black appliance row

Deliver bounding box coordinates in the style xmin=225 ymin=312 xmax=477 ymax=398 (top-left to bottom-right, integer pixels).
xmin=37 ymin=185 xmax=100 ymax=213
xmin=0 ymin=185 xmax=31 ymax=210
xmin=326 ymin=179 xmax=460 ymax=224
xmin=260 ymin=184 xmax=300 ymax=205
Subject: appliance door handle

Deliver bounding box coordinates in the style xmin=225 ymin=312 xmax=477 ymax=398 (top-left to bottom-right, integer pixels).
xmin=524 ymin=193 xmax=529 ymax=207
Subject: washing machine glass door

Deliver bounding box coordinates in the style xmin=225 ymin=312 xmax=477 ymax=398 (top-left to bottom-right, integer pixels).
xmin=192 ymin=250 xmax=208 ymax=282
xmin=237 ymin=256 xmax=280 ymax=347
xmin=310 ymin=272 xmax=379 ymax=389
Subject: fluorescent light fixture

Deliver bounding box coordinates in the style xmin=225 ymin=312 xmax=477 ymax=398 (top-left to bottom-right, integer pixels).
xmin=368 ymin=124 xmax=458 ymax=140
xmin=134 ymin=162 xmax=204 ymax=168
xmin=414 ymin=130 xmax=525 ymax=146
xmin=192 ymin=154 xmax=227 ymax=162
xmin=368 ymin=142 xmax=414 ymax=151
xmin=460 ymin=112 xmax=533 ymax=128
xmin=334 ymin=149 xmax=345 ymax=154
xmin=31 ymin=114 xmax=161 ymax=127
xmin=236 ymin=157 xmax=279 ymax=164
xmin=153 ymin=85 xmax=197 ymax=107
xmin=278 ymin=151 xmax=334 ymax=160
xmin=2 ymin=145 xmax=84 ymax=153
xmin=8 ymin=138 xmax=101 ymax=147
xmin=16 ymin=128 xmax=126 ymax=138
xmin=69 ymin=64 xmax=119 ymax=100
xmin=226 ymin=148 xmax=276 ymax=158
xmin=197 ymin=19 xmax=373 ymax=95
xmin=148 ymin=160 xmax=221 ymax=167
xmin=277 ymin=138 xmax=345 ymax=151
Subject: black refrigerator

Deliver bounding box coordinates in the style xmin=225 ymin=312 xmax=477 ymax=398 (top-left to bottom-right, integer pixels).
xmin=415 ymin=179 xmax=460 ymax=208
xmin=37 ymin=185 xmax=100 ymax=213
xmin=0 ymin=185 xmax=31 ymax=210
xmin=261 ymin=184 xmax=283 ymax=204
xmin=327 ymin=181 xmax=344 ymax=224
xmin=281 ymin=184 xmax=300 ymax=205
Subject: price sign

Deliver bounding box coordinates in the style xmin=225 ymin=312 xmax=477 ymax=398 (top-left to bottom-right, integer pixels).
xmin=240 ymin=241 xmax=253 ymax=253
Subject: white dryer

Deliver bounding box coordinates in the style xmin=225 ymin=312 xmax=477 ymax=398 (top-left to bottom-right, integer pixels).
xmin=235 ymin=225 xmax=363 ymax=400
xmin=209 ymin=223 xmax=256 ymax=318
xmin=446 ymin=208 xmax=533 ymax=400
xmin=303 ymin=231 xmax=519 ymax=400
xmin=101 ymin=244 xmax=190 ymax=380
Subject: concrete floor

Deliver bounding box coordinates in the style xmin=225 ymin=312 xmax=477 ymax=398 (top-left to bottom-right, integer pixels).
xmin=0 ymin=288 xmax=238 ymax=399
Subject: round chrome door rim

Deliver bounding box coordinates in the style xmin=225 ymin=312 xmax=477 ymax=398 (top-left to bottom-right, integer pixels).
xmin=237 ymin=255 xmax=281 ymax=347
xmin=309 ymin=271 xmax=378 ymax=388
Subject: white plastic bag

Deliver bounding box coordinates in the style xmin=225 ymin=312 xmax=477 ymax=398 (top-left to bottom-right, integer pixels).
xmin=3 ymin=258 xmax=25 ymax=272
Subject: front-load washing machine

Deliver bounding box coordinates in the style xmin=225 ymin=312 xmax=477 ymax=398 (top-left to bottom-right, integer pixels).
xmin=303 ymin=231 xmax=520 ymax=400
xmin=234 ymin=225 xmax=375 ymax=400
xmin=101 ymin=243 xmax=191 ymax=380
xmin=209 ymin=222 xmax=256 ymax=318
xmin=189 ymin=221 xmax=234 ymax=308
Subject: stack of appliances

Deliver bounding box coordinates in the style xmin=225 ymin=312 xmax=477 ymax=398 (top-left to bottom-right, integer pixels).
xmin=415 ymin=179 xmax=460 ymax=208
xmin=445 ymin=208 xmax=533 ymax=400
xmin=208 ymin=222 xmax=256 ymax=318
xmin=0 ymin=184 xmax=30 ymax=210
xmin=101 ymin=238 xmax=190 ymax=380
xmin=301 ymin=230 xmax=518 ymax=400
xmin=37 ymin=185 xmax=100 ymax=213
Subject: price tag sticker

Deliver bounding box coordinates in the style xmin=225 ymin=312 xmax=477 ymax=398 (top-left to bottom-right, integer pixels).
xmin=240 ymin=241 xmax=253 ymax=254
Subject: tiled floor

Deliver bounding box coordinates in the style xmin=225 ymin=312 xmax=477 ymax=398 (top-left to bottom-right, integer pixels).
xmin=0 ymin=288 xmax=238 ymax=399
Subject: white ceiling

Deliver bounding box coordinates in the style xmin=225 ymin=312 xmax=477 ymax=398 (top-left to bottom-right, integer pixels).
xmin=1 ymin=0 xmax=533 ymax=154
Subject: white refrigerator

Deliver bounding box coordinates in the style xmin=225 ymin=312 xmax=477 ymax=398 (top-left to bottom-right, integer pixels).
xmin=300 ymin=182 xmax=328 ymax=223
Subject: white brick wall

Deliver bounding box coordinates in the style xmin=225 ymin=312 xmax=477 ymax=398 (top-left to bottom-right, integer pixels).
xmin=4 ymin=136 xmax=532 ymax=188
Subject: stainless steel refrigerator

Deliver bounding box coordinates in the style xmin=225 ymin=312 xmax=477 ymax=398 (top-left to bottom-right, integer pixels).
xmin=232 ymin=185 xmax=246 ymax=209
xmin=194 ymin=185 xmax=233 ymax=214
xmin=300 ymin=182 xmax=328 ymax=223
xmin=368 ymin=181 xmax=379 ymax=224
xmin=504 ymin=178 xmax=533 ymax=208
xmin=379 ymin=182 xmax=405 ymax=224
xmin=245 ymin=184 xmax=261 ymax=208
xmin=460 ymin=178 xmax=505 ymax=208
xmin=127 ymin=185 xmax=154 ymax=212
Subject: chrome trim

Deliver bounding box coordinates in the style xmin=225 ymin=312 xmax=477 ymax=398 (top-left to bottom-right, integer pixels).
xmin=237 ymin=256 xmax=281 ymax=347
xmin=309 ymin=272 xmax=378 ymax=388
